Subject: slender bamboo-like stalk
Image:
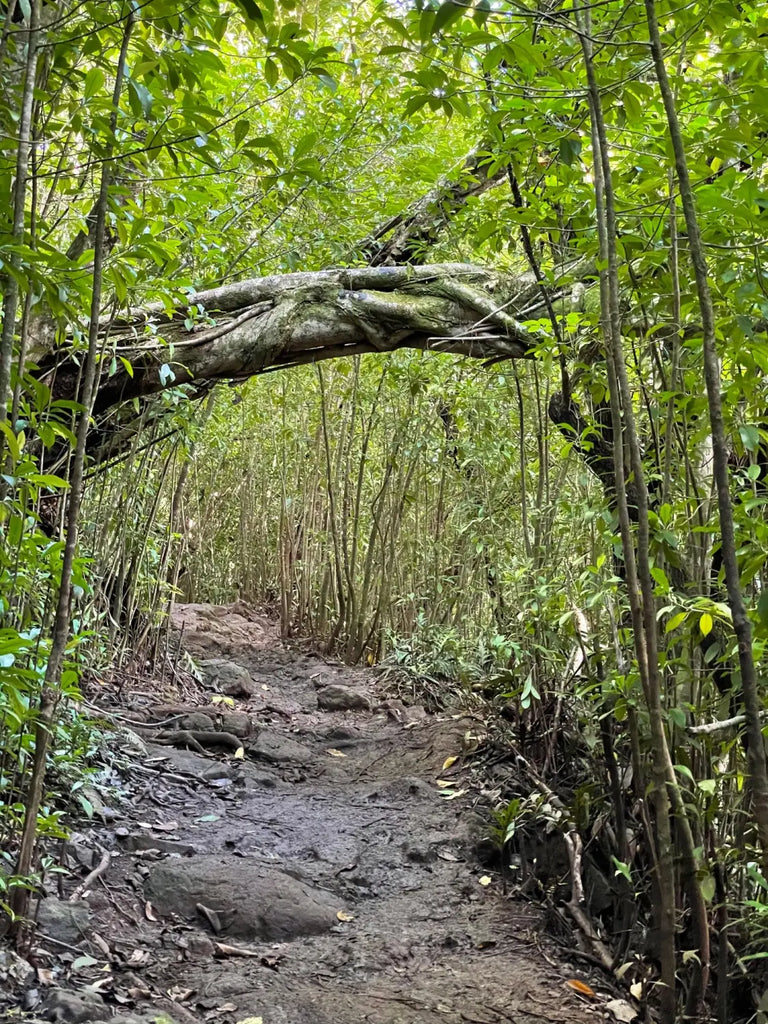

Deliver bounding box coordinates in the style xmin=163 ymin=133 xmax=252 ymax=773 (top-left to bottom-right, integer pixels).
xmin=10 ymin=8 xmax=136 ymax=928
xmin=644 ymin=0 xmax=768 ymax=868
xmin=0 ymin=0 xmax=41 ymax=442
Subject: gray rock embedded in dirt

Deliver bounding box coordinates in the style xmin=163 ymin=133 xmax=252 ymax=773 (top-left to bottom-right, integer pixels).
xmin=116 ymin=727 xmax=149 ymax=758
xmin=220 ymin=711 xmax=253 ymax=737
xmin=96 ymin=1015 xmax=180 ymax=1024
xmin=316 ymin=684 xmax=372 ymax=712
xmin=37 ymin=897 xmax=90 ymax=944
xmin=249 ymin=728 xmax=312 ymax=764
xmin=145 ymin=855 xmax=340 ymax=940
xmin=198 ymin=658 xmax=253 ymax=694
xmin=42 ymin=987 xmax=105 ymax=1022
xmin=118 ymin=834 xmax=197 ymax=856
xmin=145 ymin=743 xmax=208 ymax=776
xmin=201 ymin=763 xmax=238 ymax=782
xmin=177 ymin=712 xmax=215 ymax=732
xmin=0 ymin=948 xmax=35 ymax=988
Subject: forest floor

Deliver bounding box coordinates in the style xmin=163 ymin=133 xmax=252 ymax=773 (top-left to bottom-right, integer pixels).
xmin=3 ymin=603 xmax=630 ymax=1024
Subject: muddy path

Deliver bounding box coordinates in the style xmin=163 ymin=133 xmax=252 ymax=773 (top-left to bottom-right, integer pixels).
xmin=7 ymin=604 xmax=617 ymax=1024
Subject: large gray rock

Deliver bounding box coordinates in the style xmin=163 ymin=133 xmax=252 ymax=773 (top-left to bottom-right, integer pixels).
xmin=219 ymin=711 xmax=254 ymax=737
xmin=145 ymin=855 xmax=340 ymax=940
xmin=38 ymin=897 xmax=90 ymax=944
xmin=316 ymin=684 xmax=372 ymax=712
xmin=42 ymin=988 xmax=105 ymax=1022
xmin=198 ymin=659 xmax=253 ymax=695
xmin=248 ymin=728 xmax=312 ymax=764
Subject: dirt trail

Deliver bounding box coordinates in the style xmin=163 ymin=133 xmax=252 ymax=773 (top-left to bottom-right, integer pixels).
xmin=9 ymin=604 xmax=609 ymax=1024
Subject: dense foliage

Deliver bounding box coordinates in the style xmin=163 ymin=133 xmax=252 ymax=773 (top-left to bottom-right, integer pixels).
xmin=3 ymin=0 xmax=768 ymax=1019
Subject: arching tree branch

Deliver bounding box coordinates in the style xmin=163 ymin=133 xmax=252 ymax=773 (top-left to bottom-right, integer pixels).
xmin=43 ymin=263 xmax=571 ymax=417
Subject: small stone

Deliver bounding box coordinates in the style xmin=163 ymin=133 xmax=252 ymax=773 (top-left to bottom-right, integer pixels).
xmin=316 ymin=685 xmax=372 ymax=712
xmin=42 ymin=987 xmax=105 ymax=1023
xmin=201 ymin=764 xmax=236 ymax=782
xmin=182 ymin=931 xmax=215 ymax=957
xmin=219 ymin=712 xmax=253 ymax=737
xmin=222 ymin=677 xmax=257 ymax=698
xmin=249 ymin=729 xmax=312 ymax=764
xmin=117 ymin=728 xmax=149 ymax=758
xmin=118 ymin=834 xmax=196 ymax=856
xmin=402 ymin=841 xmax=436 ymax=864
xmin=198 ymin=659 xmax=253 ymax=694
xmin=177 ymin=712 xmax=215 ymax=732
xmin=0 ymin=948 xmax=35 ymax=988
xmin=97 ymin=1015 xmax=180 ymax=1024
xmin=38 ymin=898 xmax=90 ymax=945
xmin=323 ymin=725 xmax=359 ymax=740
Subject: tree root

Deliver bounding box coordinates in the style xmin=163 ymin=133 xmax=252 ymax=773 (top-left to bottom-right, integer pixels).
xmin=153 ymin=730 xmax=242 ymax=755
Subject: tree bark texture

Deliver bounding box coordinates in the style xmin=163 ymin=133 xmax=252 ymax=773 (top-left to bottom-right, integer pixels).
xmin=42 ymin=263 xmax=571 ymax=417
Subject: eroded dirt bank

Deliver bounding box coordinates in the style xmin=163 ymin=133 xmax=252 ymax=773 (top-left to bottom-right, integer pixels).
xmin=4 ymin=604 xmax=614 ymax=1024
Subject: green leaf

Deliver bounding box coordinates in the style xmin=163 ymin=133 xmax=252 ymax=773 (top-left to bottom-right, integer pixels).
xmin=665 ymin=611 xmax=687 ymax=633
xmin=739 ymin=424 xmax=760 ymax=452
xmin=234 ymin=118 xmax=250 ymax=147
xmin=84 ymin=68 xmax=105 ymax=100
xmin=128 ymin=78 xmax=153 ymax=118
xmin=433 ymin=0 xmax=467 ymax=35
xmin=700 ymin=873 xmax=716 ymax=903
xmin=699 ymin=612 xmax=713 ymax=637
xmin=264 ymin=57 xmax=278 ymax=86
xmin=558 ymin=137 xmax=582 ymax=166
xmin=668 ymin=707 xmax=687 ymax=729
xmin=675 ymin=763 xmax=695 ymax=783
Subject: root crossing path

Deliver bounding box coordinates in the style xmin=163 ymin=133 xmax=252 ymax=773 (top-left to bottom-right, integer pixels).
xmin=31 ymin=604 xmax=605 ymax=1024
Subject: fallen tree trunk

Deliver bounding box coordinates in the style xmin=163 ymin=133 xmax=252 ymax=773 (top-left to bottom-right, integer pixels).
xmin=43 ymin=263 xmax=575 ymax=418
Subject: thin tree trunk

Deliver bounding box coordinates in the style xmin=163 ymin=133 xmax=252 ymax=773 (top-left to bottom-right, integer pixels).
xmin=0 ymin=0 xmax=41 ymax=440
xmin=10 ymin=8 xmax=136 ymax=928
xmin=644 ymin=0 xmax=768 ymax=869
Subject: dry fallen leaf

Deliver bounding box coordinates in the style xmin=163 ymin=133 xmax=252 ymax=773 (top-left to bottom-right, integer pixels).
xmin=90 ymin=932 xmax=111 ymax=957
xmin=327 ymin=748 xmax=347 ymax=758
xmin=235 ymin=1018 xmax=263 ymax=1024
xmin=168 ymin=986 xmax=195 ymax=1002
xmin=442 ymin=755 xmax=459 ymax=770
xmin=435 ymin=779 xmax=453 ymax=788
xmin=439 ymin=788 xmax=466 ymax=800
xmin=437 ymin=850 xmax=459 ymax=862
xmin=605 ymin=998 xmax=637 ymax=1023
xmin=213 ymin=941 xmax=262 ymax=958
xmin=566 ymin=979 xmax=597 ymax=999
xmin=71 ymin=954 xmax=100 ymax=972
xmin=478 ymin=875 xmax=493 ymax=886
xmin=144 ymin=901 xmax=158 ymax=922
xmin=629 ymin=981 xmax=643 ymax=1000
xmin=336 ymin=909 xmax=354 ymax=922
xmin=234 ymin=746 xmax=245 ymax=759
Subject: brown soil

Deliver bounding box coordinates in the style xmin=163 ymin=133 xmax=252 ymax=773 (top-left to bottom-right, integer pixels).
xmin=7 ymin=603 xmax=617 ymax=1024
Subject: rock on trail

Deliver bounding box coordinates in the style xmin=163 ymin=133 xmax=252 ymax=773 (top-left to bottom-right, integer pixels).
xmin=9 ymin=603 xmax=607 ymax=1024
